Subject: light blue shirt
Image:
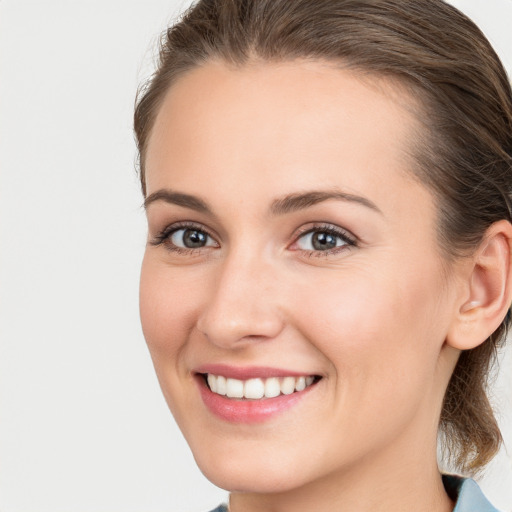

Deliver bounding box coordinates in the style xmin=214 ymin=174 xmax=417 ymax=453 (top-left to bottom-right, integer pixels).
xmin=444 ymin=475 xmax=500 ymax=512
xmin=208 ymin=475 xmax=500 ymax=512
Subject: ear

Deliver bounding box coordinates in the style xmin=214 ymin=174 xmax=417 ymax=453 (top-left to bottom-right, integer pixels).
xmin=446 ymin=220 xmax=512 ymax=350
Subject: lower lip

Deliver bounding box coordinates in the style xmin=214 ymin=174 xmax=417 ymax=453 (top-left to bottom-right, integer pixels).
xmin=197 ymin=377 xmax=315 ymax=423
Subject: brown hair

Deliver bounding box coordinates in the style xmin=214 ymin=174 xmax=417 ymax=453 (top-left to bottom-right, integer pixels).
xmin=134 ymin=0 xmax=512 ymax=473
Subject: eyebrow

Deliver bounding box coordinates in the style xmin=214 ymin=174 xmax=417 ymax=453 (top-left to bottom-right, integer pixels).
xmin=270 ymin=190 xmax=382 ymax=216
xmin=144 ymin=188 xmax=382 ymax=216
xmin=144 ymin=190 xmax=213 ymax=214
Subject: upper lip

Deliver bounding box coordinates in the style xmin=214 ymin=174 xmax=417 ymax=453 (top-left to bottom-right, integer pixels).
xmin=194 ymin=364 xmax=318 ymax=380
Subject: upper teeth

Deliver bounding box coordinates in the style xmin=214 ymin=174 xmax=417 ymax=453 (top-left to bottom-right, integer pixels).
xmin=206 ymin=374 xmax=315 ymax=399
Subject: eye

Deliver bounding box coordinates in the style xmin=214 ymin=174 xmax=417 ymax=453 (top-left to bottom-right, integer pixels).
xmin=170 ymin=228 xmax=216 ymax=249
xmin=292 ymin=225 xmax=356 ymax=254
xmin=150 ymin=222 xmax=219 ymax=253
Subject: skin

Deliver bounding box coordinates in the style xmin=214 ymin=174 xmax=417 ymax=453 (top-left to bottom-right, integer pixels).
xmin=140 ymin=59 xmax=471 ymax=512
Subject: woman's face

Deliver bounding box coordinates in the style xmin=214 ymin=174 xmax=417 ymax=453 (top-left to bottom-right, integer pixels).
xmin=140 ymin=60 xmax=461 ymax=492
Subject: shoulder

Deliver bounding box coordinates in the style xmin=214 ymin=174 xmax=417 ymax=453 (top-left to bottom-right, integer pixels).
xmin=207 ymin=506 xmax=228 ymax=512
xmin=443 ymin=474 xmax=501 ymax=512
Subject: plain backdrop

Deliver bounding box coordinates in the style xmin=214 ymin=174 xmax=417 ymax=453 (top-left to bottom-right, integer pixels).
xmin=1 ymin=1 xmax=512 ymax=511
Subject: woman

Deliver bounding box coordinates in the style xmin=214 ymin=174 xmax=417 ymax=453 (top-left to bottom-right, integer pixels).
xmin=134 ymin=0 xmax=512 ymax=510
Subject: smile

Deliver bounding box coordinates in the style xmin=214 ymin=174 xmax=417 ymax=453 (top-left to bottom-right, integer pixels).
xmin=205 ymin=374 xmax=317 ymax=399
xmin=195 ymin=367 xmax=322 ymax=423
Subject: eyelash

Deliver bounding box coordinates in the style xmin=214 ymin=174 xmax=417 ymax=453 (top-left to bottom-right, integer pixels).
xmin=292 ymin=224 xmax=357 ymax=258
xmin=149 ymin=221 xmax=217 ymax=255
xmin=150 ymin=221 xmax=357 ymax=257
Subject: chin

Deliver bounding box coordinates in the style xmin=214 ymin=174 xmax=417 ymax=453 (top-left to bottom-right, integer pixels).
xmin=192 ymin=446 xmax=314 ymax=494
xmin=201 ymin=467 xmax=307 ymax=495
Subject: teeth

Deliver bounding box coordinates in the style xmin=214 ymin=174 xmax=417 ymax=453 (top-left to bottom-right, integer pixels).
xmin=264 ymin=377 xmax=281 ymax=398
xmin=226 ymin=378 xmax=244 ymax=398
xmin=216 ymin=375 xmax=227 ymax=395
xmin=281 ymin=376 xmax=296 ymax=395
xmin=245 ymin=378 xmax=265 ymax=399
xmin=207 ymin=374 xmax=217 ymax=393
xmin=295 ymin=376 xmax=306 ymax=392
xmin=205 ymin=374 xmax=317 ymax=399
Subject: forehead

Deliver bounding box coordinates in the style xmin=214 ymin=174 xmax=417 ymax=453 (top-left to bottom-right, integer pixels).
xmin=145 ymin=59 xmax=427 ymax=214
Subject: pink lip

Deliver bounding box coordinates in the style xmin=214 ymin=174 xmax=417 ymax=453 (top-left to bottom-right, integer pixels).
xmin=193 ymin=366 xmax=319 ymax=424
xmin=194 ymin=364 xmax=314 ymax=380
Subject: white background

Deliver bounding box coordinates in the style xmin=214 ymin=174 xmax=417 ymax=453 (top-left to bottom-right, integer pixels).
xmin=1 ymin=1 xmax=511 ymax=511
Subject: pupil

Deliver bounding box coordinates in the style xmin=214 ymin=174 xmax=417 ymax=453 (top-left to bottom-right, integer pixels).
xmin=183 ymin=229 xmax=207 ymax=248
xmin=312 ymin=232 xmax=336 ymax=250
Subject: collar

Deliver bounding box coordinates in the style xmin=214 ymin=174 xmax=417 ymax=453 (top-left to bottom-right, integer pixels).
xmin=443 ymin=474 xmax=500 ymax=512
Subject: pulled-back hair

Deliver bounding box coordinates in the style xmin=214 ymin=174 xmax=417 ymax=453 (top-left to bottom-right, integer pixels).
xmin=134 ymin=0 xmax=512 ymax=473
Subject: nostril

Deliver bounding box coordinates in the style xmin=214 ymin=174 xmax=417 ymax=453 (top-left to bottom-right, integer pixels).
xmin=195 ymin=287 xmax=285 ymax=347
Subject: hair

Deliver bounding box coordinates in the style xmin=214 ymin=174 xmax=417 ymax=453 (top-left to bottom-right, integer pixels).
xmin=134 ymin=0 xmax=512 ymax=474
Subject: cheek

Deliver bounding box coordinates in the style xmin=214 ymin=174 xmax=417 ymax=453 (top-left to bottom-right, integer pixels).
xmin=139 ymin=254 xmax=201 ymax=364
xmin=290 ymin=258 xmax=448 ymax=402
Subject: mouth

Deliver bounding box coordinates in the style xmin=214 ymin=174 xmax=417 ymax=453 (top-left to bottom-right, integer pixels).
xmin=201 ymin=373 xmax=320 ymax=400
xmin=194 ymin=367 xmax=322 ymax=423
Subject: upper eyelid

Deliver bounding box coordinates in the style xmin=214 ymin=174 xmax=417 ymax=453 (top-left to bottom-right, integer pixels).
xmin=149 ymin=221 xmax=218 ymax=247
xmin=292 ymin=223 xmax=357 ymax=244
xmin=161 ymin=221 xmax=216 ymax=238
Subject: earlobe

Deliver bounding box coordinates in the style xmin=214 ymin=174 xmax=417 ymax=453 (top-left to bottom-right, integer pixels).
xmin=447 ymin=220 xmax=512 ymax=351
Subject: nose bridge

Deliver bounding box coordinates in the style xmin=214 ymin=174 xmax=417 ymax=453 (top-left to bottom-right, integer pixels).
xmin=197 ymin=246 xmax=284 ymax=347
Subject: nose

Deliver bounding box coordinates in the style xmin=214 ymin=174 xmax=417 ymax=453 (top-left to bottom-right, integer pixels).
xmin=196 ymin=252 xmax=285 ymax=348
